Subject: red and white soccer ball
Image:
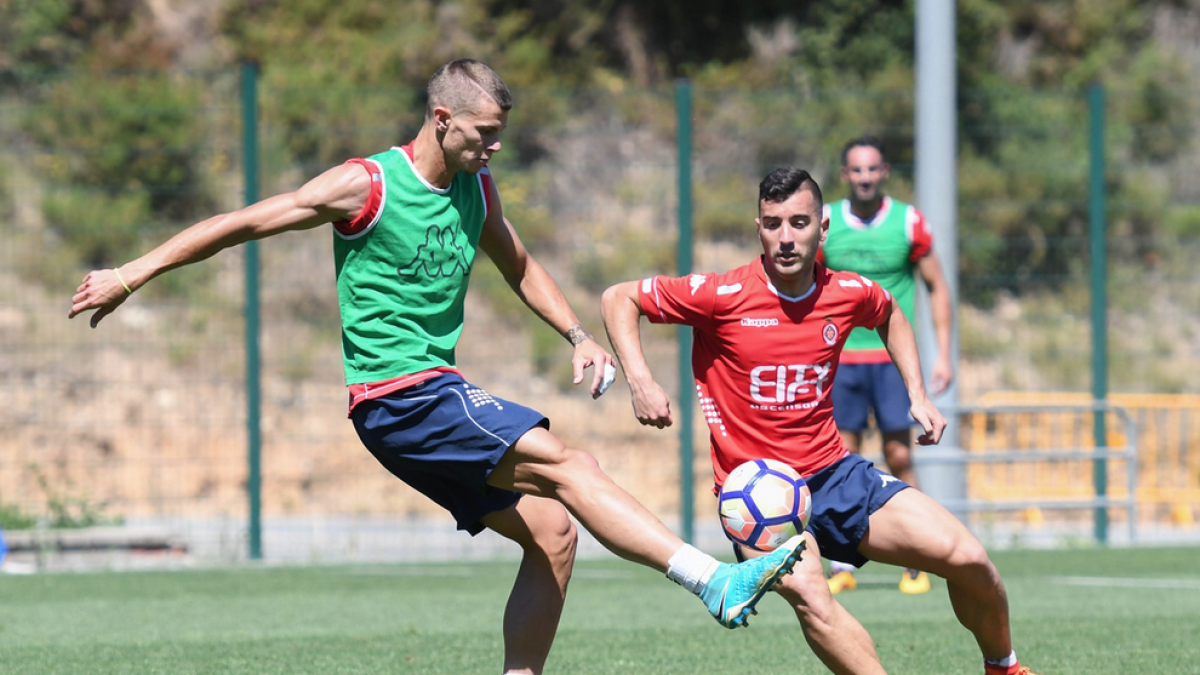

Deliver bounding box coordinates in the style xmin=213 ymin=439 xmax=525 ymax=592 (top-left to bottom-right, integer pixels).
xmin=718 ymin=458 xmax=812 ymax=551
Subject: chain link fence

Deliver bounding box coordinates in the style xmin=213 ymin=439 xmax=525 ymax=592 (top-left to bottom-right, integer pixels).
xmin=1 ymin=68 xmax=1197 ymax=565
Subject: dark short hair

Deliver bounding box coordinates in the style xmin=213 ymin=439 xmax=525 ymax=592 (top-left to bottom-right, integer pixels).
xmin=840 ymin=135 xmax=887 ymax=165
xmin=758 ymin=167 xmax=823 ymax=210
xmin=426 ymin=59 xmax=512 ymax=119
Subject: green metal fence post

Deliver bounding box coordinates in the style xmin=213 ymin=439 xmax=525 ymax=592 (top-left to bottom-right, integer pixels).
xmin=675 ymin=79 xmax=695 ymax=544
xmin=1088 ymin=83 xmax=1109 ymax=545
xmin=242 ymin=62 xmax=263 ymax=560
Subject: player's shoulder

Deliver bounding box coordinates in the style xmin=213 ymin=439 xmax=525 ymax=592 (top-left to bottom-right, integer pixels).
xmin=819 ymin=264 xmax=885 ymax=297
xmin=658 ymin=261 xmax=761 ymax=306
xmin=887 ymin=197 xmax=924 ymax=221
xmin=820 ymin=264 xmax=863 ymax=285
xmin=674 ymin=262 xmax=752 ymax=294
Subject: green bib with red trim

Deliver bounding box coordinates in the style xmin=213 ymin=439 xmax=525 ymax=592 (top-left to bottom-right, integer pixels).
xmin=332 ymin=147 xmax=488 ymax=384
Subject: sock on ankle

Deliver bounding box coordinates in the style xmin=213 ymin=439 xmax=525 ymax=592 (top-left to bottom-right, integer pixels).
xmin=829 ymin=560 xmax=857 ymax=575
xmin=984 ymin=651 xmax=1018 ymax=669
xmin=666 ymin=544 xmax=720 ymax=595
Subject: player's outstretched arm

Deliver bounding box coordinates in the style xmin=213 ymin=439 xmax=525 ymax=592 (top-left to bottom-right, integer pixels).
xmin=917 ymin=251 xmax=955 ymax=395
xmin=876 ymin=297 xmax=946 ymax=445
xmin=477 ymin=183 xmax=613 ymax=398
xmin=69 ymin=163 xmax=371 ymax=328
xmin=600 ymin=281 xmax=673 ymax=429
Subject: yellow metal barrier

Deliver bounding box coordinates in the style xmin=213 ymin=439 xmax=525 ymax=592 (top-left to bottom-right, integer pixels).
xmin=974 ymin=392 xmax=1200 ymax=526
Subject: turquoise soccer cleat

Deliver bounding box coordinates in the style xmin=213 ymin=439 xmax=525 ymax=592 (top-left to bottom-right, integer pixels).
xmin=700 ymin=535 xmax=806 ymax=628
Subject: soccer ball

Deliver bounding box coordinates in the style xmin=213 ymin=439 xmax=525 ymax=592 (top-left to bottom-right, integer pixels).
xmin=718 ymin=458 xmax=811 ymax=551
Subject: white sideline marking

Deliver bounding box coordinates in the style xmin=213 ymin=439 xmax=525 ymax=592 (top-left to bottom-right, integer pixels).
xmin=1050 ymin=576 xmax=1200 ymax=591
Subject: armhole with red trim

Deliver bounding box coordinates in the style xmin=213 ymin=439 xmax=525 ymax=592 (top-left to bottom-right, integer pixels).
xmin=906 ymin=205 xmax=933 ymax=261
xmin=333 ymin=158 xmax=385 ymax=239
xmin=478 ymin=168 xmax=495 ymax=220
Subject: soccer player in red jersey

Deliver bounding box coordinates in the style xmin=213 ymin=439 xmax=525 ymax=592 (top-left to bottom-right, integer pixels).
xmin=602 ymin=167 xmax=1039 ymax=675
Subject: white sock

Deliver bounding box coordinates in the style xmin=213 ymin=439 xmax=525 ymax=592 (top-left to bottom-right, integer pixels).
xmin=829 ymin=560 xmax=857 ymax=575
xmin=665 ymin=544 xmax=721 ymax=595
xmin=985 ymin=651 xmax=1017 ymax=668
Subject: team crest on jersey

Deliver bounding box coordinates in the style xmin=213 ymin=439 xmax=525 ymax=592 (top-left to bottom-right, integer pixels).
xmin=822 ymin=322 xmax=838 ymax=345
xmin=398 ymin=224 xmax=469 ymax=278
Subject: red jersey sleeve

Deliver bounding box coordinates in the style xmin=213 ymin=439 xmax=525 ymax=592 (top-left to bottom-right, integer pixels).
xmin=637 ymin=273 xmax=717 ymax=330
xmin=853 ymin=273 xmax=894 ymax=330
xmin=906 ymin=205 xmax=933 ymax=262
xmin=333 ymin=158 xmax=384 ymax=238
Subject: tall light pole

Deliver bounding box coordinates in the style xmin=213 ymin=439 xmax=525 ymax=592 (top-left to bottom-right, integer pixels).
xmin=915 ymin=0 xmax=965 ymax=515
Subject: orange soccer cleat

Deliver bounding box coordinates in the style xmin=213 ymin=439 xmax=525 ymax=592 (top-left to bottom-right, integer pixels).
xmin=826 ymin=569 xmax=857 ymax=594
xmin=899 ymin=568 xmax=931 ymax=594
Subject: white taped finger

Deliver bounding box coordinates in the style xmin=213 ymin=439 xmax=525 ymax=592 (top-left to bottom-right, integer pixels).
xmin=597 ymin=363 xmax=617 ymax=396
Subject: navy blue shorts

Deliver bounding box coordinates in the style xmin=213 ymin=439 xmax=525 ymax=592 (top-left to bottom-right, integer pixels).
xmin=351 ymin=372 xmax=548 ymax=535
xmin=832 ymin=362 xmax=914 ymax=433
xmin=733 ymin=454 xmax=908 ymax=567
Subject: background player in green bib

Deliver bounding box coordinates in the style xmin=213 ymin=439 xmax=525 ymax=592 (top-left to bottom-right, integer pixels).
xmin=69 ymin=59 xmax=804 ymax=674
xmin=818 ymin=136 xmax=955 ymax=596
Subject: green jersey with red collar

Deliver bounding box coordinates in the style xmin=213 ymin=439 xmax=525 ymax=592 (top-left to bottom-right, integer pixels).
xmin=332 ymin=143 xmax=493 ymax=386
xmin=818 ymin=196 xmax=932 ymax=362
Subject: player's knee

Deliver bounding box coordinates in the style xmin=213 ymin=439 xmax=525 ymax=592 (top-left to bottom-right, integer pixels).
xmin=520 ymin=442 xmax=606 ymax=493
xmin=556 ymin=446 xmax=606 ymax=482
xmin=945 ymin=536 xmax=997 ymax=585
xmin=883 ymin=445 xmax=913 ymax=472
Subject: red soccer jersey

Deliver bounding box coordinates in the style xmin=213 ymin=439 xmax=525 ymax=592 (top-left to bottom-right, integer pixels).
xmin=638 ymin=259 xmax=893 ymax=485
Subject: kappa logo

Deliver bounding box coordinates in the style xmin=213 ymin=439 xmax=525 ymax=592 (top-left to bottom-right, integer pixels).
xmin=879 ymin=473 xmax=901 ymax=488
xmin=398 ymin=224 xmax=469 ymax=278
xmin=741 ymin=317 xmax=779 ymax=328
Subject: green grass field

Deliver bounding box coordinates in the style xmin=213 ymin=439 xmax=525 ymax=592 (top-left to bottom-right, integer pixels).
xmin=1 ymin=546 xmax=1198 ymax=674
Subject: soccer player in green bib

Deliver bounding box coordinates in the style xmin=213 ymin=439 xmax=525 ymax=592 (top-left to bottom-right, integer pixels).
xmin=69 ymin=59 xmax=804 ymax=674
xmin=818 ymin=136 xmax=955 ymax=596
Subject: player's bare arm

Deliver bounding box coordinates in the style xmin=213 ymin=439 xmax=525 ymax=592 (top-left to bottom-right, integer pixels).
xmin=599 ymin=280 xmax=673 ymax=429
xmin=477 ymin=179 xmax=613 ymax=396
xmin=917 ymin=251 xmax=955 ymax=395
xmin=876 ymin=297 xmax=946 ymax=445
xmin=69 ymin=163 xmax=372 ymax=328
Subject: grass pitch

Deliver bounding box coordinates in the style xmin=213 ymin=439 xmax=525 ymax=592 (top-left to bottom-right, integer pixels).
xmin=1 ymin=546 xmax=1197 ymax=674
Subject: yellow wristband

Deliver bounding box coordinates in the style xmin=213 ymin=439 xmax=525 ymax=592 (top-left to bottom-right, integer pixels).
xmin=113 ymin=268 xmax=133 ymax=294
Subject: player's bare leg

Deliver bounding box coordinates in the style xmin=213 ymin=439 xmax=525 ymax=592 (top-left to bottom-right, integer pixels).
xmin=488 ymin=427 xmax=679 ymax=569
xmin=488 ymin=427 xmax=804 ymax=629
xmin=880 ymin=430 xmax=918 ymax=485
xmin=879 ymin=429 xmax=930 ymax=593
xmin=838 ymin=429 xmax=863 ymax=455
xmin=481 ymin=496 xmax=577 ymax=675
xmin=746 ymin=534 xmax=886 ymax=675
xmin=860 ymin=489 xmax=1014 ymax=660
